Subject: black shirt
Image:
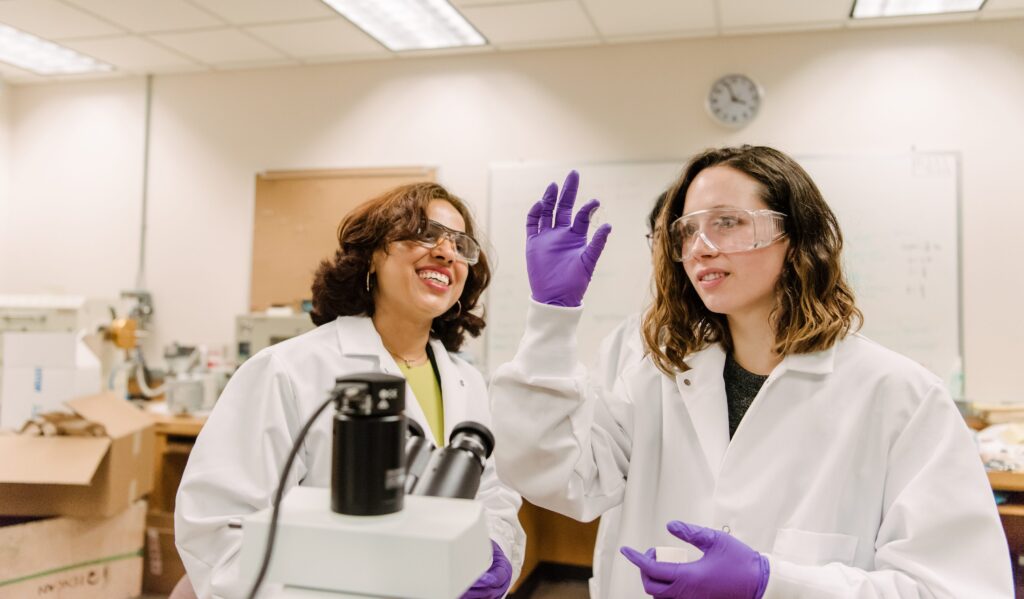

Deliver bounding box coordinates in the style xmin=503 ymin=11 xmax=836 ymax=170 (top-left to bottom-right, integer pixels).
xmin=723 ymin=353 xmax=769 ymax=438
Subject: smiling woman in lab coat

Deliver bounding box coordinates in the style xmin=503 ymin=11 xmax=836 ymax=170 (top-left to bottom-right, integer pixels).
xmin=175 ymin=183 xmax=524 ymax=599
xmin=489 ymin=146 xmax=1012 ymax=598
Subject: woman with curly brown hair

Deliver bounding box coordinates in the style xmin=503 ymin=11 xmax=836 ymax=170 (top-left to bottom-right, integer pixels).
xmin=176 ymin=182 xmax=524 ymax=599
xmin=490 ymin=147 xmax=1011 ymax=599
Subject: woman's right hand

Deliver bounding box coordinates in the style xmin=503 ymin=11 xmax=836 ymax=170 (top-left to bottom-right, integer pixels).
xmin=524 ymin=170 xmax=612 ymax=307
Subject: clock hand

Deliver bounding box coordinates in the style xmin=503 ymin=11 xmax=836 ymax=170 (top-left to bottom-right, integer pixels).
xmin=723 ymin=81 xmax=740 ymax=103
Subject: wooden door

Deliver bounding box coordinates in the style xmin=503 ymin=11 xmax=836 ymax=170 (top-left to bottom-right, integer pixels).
xmin=250 ymin=167 xmax=435 ymax=312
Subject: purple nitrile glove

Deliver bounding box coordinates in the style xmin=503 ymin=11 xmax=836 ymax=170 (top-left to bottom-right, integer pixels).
xmin=525 ymin=170 xmax=612 ymax=307
xmin=620 ymin=521 xmax=770 ymax=599
xmin=460 ymin=540 xmax=513 ymax=599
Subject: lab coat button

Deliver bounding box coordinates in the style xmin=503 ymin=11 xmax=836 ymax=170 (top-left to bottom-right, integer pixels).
xmin=683 ymin=379 xmax=691 ymax=386
xmin=721 ymin=525 xmax=731 ymax=534
xmin=460 ymin=380 xmax=465 ymax=387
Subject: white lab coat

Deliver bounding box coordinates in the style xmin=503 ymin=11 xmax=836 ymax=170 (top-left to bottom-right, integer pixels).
xmin=589 ymin=312 xmax=643 ymax=599
xmin=175 ymin=315 xmax=525 ymax=599
xmin=490 ymin=301 xmax=1012 ymax=599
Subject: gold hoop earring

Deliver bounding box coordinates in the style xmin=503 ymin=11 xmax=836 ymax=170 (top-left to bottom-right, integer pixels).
xmin=446 ymin=300 xmax=462 ymax=320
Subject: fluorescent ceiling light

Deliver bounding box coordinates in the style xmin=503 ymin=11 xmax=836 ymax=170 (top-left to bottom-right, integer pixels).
xmin=0 ymin=24 xmax=112 ymax=75
xmin=852 ymin=0 xmax=986 ymax=18
xmin=322 ymin=0 xmax=486 ymax=51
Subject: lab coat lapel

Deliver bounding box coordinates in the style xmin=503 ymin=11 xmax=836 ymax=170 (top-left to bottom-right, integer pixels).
xmin=773 ymin=343 xmax=837 ymax=378
xmin=428 ymin=338 xmax=468 ymax=445
xmin=331 ymin=316 xmax=428 ymax=431
xmin=674 ymin=345 xmax=729 ymax=480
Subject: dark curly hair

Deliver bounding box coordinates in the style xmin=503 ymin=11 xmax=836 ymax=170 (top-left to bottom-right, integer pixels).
xmin=643 ymin=145 xmax=862 ymax=375
xmin=310 ymin=182 xmax=491 ymax=352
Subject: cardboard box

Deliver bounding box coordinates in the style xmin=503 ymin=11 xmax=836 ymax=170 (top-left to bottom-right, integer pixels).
xmin=143 ymin=510 xmax=188 ymax=595
xmin=0 ymin=393 xmax=155 ymax=518
xmin=1 ymin=332 xmax=101 ymax=431
xmin=0 ymin=499 xmax=146 ymax=599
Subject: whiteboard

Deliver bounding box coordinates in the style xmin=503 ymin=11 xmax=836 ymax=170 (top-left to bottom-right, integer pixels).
xmin=485 ymin=161 xmax=682 ymax=372
xmin=484 ymin=153 xmax=961 ymax=384
xmin=797 ymin=153 xmax=961 ymax=382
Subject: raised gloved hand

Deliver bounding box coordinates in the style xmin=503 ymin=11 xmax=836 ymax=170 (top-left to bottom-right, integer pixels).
xmin=525 ymin=170 xmax=612 ymax=307
xmin=460 ymin=540 xmax=513 ymax=599
xmin=620 ymin=521 xmax=769 ymax=599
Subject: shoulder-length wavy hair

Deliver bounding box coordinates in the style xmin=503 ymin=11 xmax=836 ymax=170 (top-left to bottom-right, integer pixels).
xmin=310 ymin=182 xmax=491 ymax=352
xmin=642 ymin=145 xmax=862 ymax=375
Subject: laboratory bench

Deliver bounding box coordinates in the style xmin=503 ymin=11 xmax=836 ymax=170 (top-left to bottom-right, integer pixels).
xmin=989 ymin=471 xmax=1024 ymax=557
xmin=143 ymin=405 xmax=207 ymax=595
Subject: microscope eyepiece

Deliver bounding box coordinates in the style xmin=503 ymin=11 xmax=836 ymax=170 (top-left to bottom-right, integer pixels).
xmin=409 ymin=420 xmax=494 ymax=500
xmin=448 ymin=421 xmax=494 ymax=466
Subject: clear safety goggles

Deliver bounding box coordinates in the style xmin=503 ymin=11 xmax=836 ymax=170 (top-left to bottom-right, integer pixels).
xmin=412 ymin=219 xmax=481 ymax=265
xmin=668 ymin=208 xmax=786 ymax=262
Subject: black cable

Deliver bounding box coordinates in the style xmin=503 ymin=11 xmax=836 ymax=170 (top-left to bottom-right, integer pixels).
xmin=246 ymin=394 xmax=335 ymax=599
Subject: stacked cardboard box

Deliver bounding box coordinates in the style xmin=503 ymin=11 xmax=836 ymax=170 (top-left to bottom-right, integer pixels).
xmin=0 ymin=393 xmax=155 ymax=598
xmin=0 ymin=501 xmax=147 ymax=599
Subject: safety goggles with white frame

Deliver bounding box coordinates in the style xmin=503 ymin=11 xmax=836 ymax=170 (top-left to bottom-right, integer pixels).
xmin=412 ymin=219 xmax=481 ymax=265
xmin=669 ymin=208 xmax=787 ymax=262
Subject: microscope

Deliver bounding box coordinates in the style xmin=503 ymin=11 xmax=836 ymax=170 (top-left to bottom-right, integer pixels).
xmin=239 ymin=373 xmax=496 ymax=599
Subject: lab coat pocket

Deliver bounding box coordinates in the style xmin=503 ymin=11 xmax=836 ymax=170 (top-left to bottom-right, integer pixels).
xmin=771 ymin=528 xmax=858 ymax=567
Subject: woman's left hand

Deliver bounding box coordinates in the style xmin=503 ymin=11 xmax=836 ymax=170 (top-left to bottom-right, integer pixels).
xmin=620 ymin=521 xmax=770 ymax=599
xmin=460 ymin=540 xmax=513 ymax=599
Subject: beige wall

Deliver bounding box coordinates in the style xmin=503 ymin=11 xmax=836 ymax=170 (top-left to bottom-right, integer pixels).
xmin=2 ymin=18 xmax=1023 ymax=402
xmin=0 ymin=79 xmax=10 ymax=277
xmin=4 ymin=78 xmax=144 ymax=298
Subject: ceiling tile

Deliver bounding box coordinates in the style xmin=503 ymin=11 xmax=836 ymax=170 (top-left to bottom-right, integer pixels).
xmin=0 ymin=0 xmax=122 ymax=39
xmin=723 ymin=20 xmax=845 ymax=36
xmin=0 ymin=0 xmax=1008 ymax=82
xmin=209 ymin=58 xmax=297 ymax=70
xmin=582 ymin=0 xmax=717 ymax=38
xmin=190 ymin=0 xmax=336 ymax=25
xmin=52 ymin=69 xmax=130 ymax=81
xmin=718 ymin=0 xmax=851 ymax=32
xmin=150 ymin=28 xmax=285 ymax=63
xmin=303 ymin=52 xmax=395 ymax=64
xmin=245 ymin=19 xmax=388 ymax=59
xmin=62 ymin=35 xmax=202 ymax=72
xmin=460 ymin=0 xmax=598 ymax=47
xmin=63 ymin=0 xmax=223 ymax=33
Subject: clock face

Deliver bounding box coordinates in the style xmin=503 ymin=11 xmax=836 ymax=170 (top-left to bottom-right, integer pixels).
xmin=707 ymin=74 xmax=762 ymax=127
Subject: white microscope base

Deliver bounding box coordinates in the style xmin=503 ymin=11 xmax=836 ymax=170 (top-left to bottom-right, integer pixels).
xmin=241 ymin=487 xmax=491 ymax=599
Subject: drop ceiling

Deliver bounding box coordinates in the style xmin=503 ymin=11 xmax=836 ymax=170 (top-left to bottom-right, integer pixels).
xmin=0 ymin=0 xmax=1021 ymax=84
